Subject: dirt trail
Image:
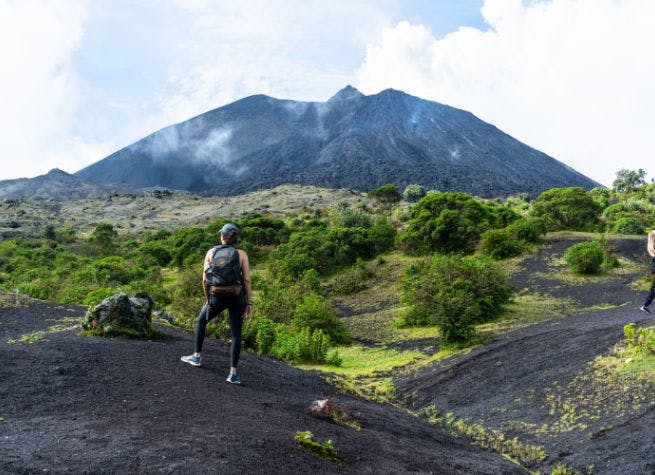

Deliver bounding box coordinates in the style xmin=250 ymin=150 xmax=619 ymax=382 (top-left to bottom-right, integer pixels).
xmin=396 ymin=235 xmax=655 ymax=473
xmin=0 ymin=296 xmax=520 ymax=474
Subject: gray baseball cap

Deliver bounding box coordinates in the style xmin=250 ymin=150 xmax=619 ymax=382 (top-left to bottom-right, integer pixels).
xmin=219 ymin=223 xmax=239 ymax=235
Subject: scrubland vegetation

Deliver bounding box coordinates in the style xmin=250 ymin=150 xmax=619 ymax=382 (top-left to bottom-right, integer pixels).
xmin=3 ymin=169 xmax=655 ymax=472
xmin=2 ymin=171 xmax=655 ymax=364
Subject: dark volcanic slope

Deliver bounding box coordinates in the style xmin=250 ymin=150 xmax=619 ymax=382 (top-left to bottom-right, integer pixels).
xmin=0 ymin=295 xmax=520 ymax=474
xmin=76 ymin=86 xmax=598 ymax=197
xmin=0 ymin=168 xmax=143 ymax=200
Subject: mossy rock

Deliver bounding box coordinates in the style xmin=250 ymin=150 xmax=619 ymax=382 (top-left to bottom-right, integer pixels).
xmin=82 ymin=291 xmax=154 ymax=338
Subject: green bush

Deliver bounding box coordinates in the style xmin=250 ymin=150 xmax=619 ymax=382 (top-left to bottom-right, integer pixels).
xmin=479 ymin=229 xmax=523 ymax=260
xmin=398 ymin=255 xmax=511 ymax=345
xmin=564 ymin=241 xmax=604 ymax=274
xmin=331 ymin=259 xmax=375 ymax=295
xmin=336 ymin=207 xmax=373 ymax=228
xmin=368 ymin=184 xmax=401 ymax=204
xmin=82 ymin=288 xmax=116 ymax=306
xmin=403 ymin=184 xmax=426 ymax=203
xmin=291 ymin=293 xmax=349 ymax=344
xmin=270 ymin=220 xmax=395 ymax=280
xmin=612 ymin=216 xmax=645 ymax=235
xmin=272 ymin=326 xmax=331 ymax=363
xmin=530 ymin=187 xmax=601 ymax=231
xmin=400 ymin=192 xmax=496 ymax=255
xmin=506 ymin=217 xmax=547 ymax=244
xmin=594 ymin=235 xmax=620 ymax=270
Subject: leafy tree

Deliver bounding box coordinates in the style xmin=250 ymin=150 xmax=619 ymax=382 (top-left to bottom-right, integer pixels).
xmin=403 ymin=184 xmax=426 ymax=203
xmin=367 ymin=184 xmax=401 ymax=204
xmin=397 ymin=255 xmax=510 ymax=345
xmin=529 ymin=187 xmax=601 ymax=231
xmin=612 ymin=168 xmax=646 ymax=193
xmin=400 ymin=192 xmax=495 ymax=254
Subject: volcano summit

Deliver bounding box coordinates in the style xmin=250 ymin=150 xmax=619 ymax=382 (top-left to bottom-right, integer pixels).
xmin=76 ymin=86 xmax=598 ymax=197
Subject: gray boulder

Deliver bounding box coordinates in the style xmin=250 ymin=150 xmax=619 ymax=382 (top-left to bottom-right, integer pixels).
xmin=82 ymin=291 xmax=154 ymax=337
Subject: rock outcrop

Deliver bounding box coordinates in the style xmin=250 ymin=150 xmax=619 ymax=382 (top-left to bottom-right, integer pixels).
xmin=82 ymin=291 xmax=154 ymax=337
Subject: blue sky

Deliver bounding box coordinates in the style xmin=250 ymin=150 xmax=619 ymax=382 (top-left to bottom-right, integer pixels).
xmin=1 ymin=0 xmax=654 ymax=186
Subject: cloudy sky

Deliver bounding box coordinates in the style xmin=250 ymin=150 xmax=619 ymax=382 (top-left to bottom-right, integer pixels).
xmin=1 ymin=0 xmax=653 ymax=186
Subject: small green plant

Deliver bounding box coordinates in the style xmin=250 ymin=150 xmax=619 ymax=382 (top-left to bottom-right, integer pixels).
xmin=624 ymin=323 xmax=655 ymax=354
xmin=325 ymin=350 xmax=343 ymax=366
xmin=7 ymin=331 xmax=47 ymax=345
xmin=551 ymin=463 xmax=581 ymax=475
xmin=564 ymin=241 xmax=604 ymax=274
xmin=293 ymin=431 xmax=342 ymax=463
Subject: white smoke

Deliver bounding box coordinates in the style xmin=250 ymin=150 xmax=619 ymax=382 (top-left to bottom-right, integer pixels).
xmin=194 ymin=128 xmax=232 ymax=164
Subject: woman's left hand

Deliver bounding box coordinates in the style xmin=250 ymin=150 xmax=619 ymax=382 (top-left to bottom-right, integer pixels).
xmin=243 ymin=304 xmax=253 ymax=318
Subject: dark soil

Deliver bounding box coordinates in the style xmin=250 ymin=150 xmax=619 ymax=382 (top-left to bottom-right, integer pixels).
xmin=0 ymin=295 xmax=520 ymax=474
xmin=396 ymin=235 xmax=655 ymax=474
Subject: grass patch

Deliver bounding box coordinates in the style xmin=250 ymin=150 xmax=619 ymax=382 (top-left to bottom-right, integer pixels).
xmin=477 ymin=293 xmax=579 ymax=336
xmin=0 ymin=292 xmax=29 ymax=308
xmin=299 ymin=345 xmax=423 ymax=377
xmin=7 ymin=331 xmax=47 ymax=345
xmin=418 ymin=404 xmax=548 ymax=466
xmin=535 ymin=257 xmax=641 ymax=287
xmin=327 ymin=375 xmax=396 ymax=403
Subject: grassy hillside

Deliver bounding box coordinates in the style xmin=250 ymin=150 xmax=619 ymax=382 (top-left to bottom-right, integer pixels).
xmin=3 ymin=181 xmax=655 ymax=472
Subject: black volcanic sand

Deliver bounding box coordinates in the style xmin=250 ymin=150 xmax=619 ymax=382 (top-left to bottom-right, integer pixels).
xmin=397 ymin=235 xmax=655 ymax=474
xmin=0 ymin=297 xmax=520 ymax=474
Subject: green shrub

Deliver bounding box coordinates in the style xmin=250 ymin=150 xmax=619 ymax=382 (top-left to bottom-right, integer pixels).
xmin=588 ymin=187 xmax=611 ymax=210
xmin=506 ymin=217 xmax=547 ymax=244
xmin=331 ymin=259 xmax=375 ymax=295
xmin=325 ymin=350 xmax=343 ymax=366
xmin=367 ymin=184 xmax=401 ymax=204
xmin=398 ymin=255 xmax=511 ymax=345
xmin=337 ymin=207 xmax=373 ymax=228
xmin=594 ymin=235 xmax=620 ymax=270
xmin=564 ymin=241 xmax=604 ymax=274
xmin=479 ymin=229 xmax=522 ymax=260
xmin=400 ymin=192 xmax=496 ymax=255
xmin=403 ymin=184 xmax=426 ymax=203
xmin=272 ymin=326 xmax=331 ymax=363
xmin=82 ymin=288 xmax=116 ymax=306
xmin=612 ymin=216 xmax=645 ymax=234
xmin=291 ymin=293 xmax=349 ymax=344
xmin=271 ymin=220 xmax=395 ymax=280
xmin=530 ymin=187 xmax=601 ymax=231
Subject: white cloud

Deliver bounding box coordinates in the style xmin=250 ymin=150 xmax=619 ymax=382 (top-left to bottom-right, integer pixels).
xmin=0 ymin=0 xmax=110 ymax=179
xmin=155 ymin=0 xmax=388 ymax=124
xmin=355 ymin=0 xmax=655 ymax=186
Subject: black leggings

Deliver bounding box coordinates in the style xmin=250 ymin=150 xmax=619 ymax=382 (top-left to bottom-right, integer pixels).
xmin=194 ymin=294 xmax=245 ymax=367
xmin=645 ymin=257 xmax=655 ymax=308
xmin=645 ymin=276 xmax=655 ymax=308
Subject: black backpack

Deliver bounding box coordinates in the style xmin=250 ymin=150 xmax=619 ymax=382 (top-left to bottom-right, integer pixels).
xmin=205 ymin=245 xmax=242 ymax=287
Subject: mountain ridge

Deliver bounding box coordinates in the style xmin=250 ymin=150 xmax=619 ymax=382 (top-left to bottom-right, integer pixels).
xmin=0 ymin=168 xmax=145 ymax=200
xmin=75 ymin=86 xmax=599 ymax=197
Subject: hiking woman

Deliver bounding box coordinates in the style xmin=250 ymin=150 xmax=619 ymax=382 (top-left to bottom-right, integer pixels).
xmin=181 ymin=223 xmax=252 ymax=384
xmin=640 ymin=229 xmax=655 ymax=314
